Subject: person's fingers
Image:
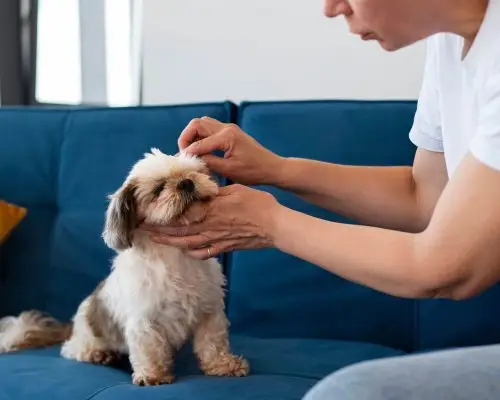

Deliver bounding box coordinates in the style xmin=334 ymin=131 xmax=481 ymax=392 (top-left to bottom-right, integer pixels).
xmin=186 ymin=238 xmax=241 ymax=259
xmin=139 ymin=223 xmax=196 ymax=237
xmin=217 ymin=183 xmax=244 ymax=196
xmin=149 ymin=233 xmax=211 ymax=250
xmin=187 ymin=242 xmax=225 ymax=259
xmin=148 ymin=234 xmax=175 ymax=246
xmin=200 ymin=116 xmax=226 ymax=129
xmin=200 ymin=154 xmax=230 ymax=174
xmin=178 ymin=118 xmax=219 ymax=150
xmin=182 ymin=202 xmax=208 ymax=224
xmin=184 ymin=130 xmax=232 ymax=156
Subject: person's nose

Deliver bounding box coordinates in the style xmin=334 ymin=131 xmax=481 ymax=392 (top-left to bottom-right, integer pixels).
xmin=323 ymin=0 xmax=352 ymax=17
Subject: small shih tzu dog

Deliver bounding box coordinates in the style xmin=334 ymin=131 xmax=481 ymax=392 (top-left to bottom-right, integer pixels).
xmin=0 ymin=149 xmax=249 ymax=386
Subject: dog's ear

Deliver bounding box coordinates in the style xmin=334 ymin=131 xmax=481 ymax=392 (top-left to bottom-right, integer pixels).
xmin=102 ymin=181 xmax=138 ymax=251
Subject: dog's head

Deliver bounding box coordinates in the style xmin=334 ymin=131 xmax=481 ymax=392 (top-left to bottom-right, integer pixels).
xmin=102 ymin=148 xmax=219 ymax=251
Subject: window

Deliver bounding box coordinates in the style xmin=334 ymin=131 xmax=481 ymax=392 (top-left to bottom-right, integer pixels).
xmin=35 ymin=0 xmax=142 ymax=106
xmin=36 ymin=0 xmax=81 ymax=104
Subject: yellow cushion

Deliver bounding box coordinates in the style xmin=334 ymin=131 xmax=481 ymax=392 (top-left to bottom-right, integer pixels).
xmin=0 ymin=200 xmax=26 ymax=245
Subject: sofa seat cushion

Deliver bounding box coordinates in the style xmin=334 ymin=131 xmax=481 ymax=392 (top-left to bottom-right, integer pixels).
xmin=0 ymin=335 xmax=405 ymax=399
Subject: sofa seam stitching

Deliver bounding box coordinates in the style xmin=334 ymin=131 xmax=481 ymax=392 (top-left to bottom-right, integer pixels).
xmin=0 ymin=102 xmax=234 ymax=113
xmin=42 ymin=111 xmax=68 ymax=313
xmin=85 ymin=382 xmax=131 ymax=400
xmin=84 ymin=373 xmax=318 ymax=400
xmin=45 ymin=110 xmax=71 ymax=314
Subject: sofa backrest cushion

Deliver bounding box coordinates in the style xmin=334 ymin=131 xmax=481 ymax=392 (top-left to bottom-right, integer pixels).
xmin=0 ymin=103 xmax=234 ymax=320
xmin=226 ymin=100 xmax=418 ymax=351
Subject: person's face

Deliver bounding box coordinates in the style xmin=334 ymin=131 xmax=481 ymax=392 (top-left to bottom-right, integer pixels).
xmin=323 ymin=0 xmax=435 ymax=51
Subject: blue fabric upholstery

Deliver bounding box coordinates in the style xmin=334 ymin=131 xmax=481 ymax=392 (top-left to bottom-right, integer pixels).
xmin=416 ymin=287 xmax=500 ymax=350
xmin=0 ymin=103 xmax=234 ymax=320
xmin=0 ymin=336 xmax=405 ymax=399
xmin=227 ymin=100 xmax=418 ymax=352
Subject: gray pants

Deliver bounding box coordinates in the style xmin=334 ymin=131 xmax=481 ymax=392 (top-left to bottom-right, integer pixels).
xmin=303 ymin=344 xmax=500 ymax=400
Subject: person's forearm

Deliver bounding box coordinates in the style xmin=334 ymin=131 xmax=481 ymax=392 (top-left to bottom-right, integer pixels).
xmin=272 ymin=158 xmax=426 ymax=232
xmin=268 ymin=205 xmax=447 ymax=299
xmin=265 ymin=154 xmax=500 ymax=301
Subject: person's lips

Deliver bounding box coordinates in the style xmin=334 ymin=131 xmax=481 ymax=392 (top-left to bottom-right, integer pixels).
xmin=361 ymin=32 xmax=377 ymax=40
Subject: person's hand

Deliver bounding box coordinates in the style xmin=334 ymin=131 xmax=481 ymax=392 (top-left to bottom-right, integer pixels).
xmin=178 ymin=116 xmax=285 ymax=186
xmin=140 ymin=184 xmax=280 ymax=259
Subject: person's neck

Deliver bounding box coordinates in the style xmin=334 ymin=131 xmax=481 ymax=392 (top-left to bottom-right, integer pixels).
xmin=440 ymin=0 xmax=488 ymax=42
xmin=435 ymin=0 xmax=488 ymax=58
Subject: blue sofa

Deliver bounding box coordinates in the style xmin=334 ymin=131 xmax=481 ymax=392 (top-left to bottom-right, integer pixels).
xmin=1 ymin=100 xmax=500 ymax=399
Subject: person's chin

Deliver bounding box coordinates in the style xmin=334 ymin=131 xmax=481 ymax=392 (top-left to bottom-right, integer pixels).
xmin=380 ymin=36 xmax=424 ymax=52
xmin=371 ymin=37 xmax=408 ymax=52
xmin=358 ymin=32 xmax=410 ymax=52
xmin=378 ymin=40 xmax=399 ymax=51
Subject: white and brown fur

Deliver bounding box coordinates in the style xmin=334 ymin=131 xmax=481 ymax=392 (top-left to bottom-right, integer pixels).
xmin=0 ymin=149 xmax=249 ymax=385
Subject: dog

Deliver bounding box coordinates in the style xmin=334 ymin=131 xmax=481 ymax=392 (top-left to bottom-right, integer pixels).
xmin=0 ymin=149 xmax=249 ymax=386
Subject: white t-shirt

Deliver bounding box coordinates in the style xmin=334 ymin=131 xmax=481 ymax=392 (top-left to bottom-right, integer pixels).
xmin=409 ymin=0 xmax=500 ymax=177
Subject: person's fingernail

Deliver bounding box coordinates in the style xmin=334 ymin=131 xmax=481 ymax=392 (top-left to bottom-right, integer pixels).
xmin=186 ymin=142 xmax=201 ymax=153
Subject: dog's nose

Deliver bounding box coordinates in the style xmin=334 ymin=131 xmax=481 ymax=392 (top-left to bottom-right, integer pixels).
xmin=177 ymin=179 xmax=195 ymax=193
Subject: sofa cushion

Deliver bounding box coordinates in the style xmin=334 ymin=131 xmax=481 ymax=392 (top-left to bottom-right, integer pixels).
xmin=0 ymin=348 xmax=129 ymax=399
xmin=0 ymin=103 xmax=234 ymax=320
xmin=0 ymin=336 xmax=405 ymax=399
xmin=416 ymin=287 xmax=500 ymax=350
xmin=91 ymin=376 xmax=316 ymax=400
xmin=227 ymin=100 xmax=418 ymax=351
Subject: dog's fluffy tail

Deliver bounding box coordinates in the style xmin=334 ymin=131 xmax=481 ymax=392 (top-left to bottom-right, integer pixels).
xmin=0 ymin=310 xmax=72 ymax=354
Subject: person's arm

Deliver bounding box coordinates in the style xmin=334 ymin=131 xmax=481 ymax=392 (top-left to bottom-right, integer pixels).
xmin=268 ymin=153 xmax=500 ymax=300
xmin=270 ymin=148 xmax=448 ymax=233
xmin=179 ymin=117 xmax=447 ymax=234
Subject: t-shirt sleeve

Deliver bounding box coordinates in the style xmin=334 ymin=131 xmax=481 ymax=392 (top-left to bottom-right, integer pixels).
xmin=408 ymin=38 xmax=444 ymax=152
xmin=469 ymin=62 xmax=500 ymax=172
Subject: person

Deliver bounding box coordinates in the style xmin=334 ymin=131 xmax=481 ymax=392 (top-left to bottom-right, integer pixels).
xmin=141 ymin=0 xmax=500 ymax=398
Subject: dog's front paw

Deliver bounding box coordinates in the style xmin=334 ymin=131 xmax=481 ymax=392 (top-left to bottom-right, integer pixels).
xmin=201 ymin=353 xmax=250 ymax=377
xmin=88 ymin=350 xmax=123 ymax=366
xmin=132 ymin=372 xmax=175 ymax=386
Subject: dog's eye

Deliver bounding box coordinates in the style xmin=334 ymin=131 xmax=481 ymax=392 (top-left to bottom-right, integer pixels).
xmin=152 ymin=181 xmax=165 ymax=197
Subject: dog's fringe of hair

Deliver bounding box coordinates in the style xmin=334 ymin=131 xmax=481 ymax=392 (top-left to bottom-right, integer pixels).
xmin=0 ymin=310 xmax=72 ymax=353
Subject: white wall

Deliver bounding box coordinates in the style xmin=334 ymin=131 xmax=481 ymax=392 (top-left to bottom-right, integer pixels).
xmin=141 ymin=0 xmax=426 ymax=105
